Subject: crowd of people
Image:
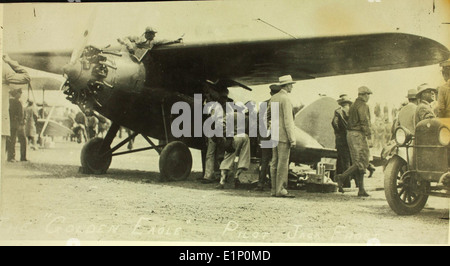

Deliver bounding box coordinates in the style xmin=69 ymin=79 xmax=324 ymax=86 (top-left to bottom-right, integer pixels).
xmin=198 ymin=76 xmax=376 ymax=197
xmin=198 ymin=59 xmax=450 ymax=198
xmin=63 ymin=108 xmax=110 ymax=144
xmin=198 ymin=75 xmax=299 ymax=198
xmin=333 ymin=60 xmax=450 ymax=196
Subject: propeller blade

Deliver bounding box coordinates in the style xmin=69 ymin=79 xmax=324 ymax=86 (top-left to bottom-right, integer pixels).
xmin=69 ymin=7 xmax=98 ymax=64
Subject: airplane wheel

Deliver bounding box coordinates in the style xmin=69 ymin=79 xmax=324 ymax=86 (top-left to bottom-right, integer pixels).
xmin=80 ymin=137 xmax=112 ymax=174
xmin=159 ymin=141 xmax=192 ymax=181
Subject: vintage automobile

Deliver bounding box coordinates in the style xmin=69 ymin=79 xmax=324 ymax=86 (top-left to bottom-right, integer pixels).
xmin=384 ymin=117 xmax=450 ymax=215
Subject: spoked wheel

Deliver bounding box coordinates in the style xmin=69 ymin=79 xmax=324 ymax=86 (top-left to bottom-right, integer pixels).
xmin=80 ymin=137 xmax=112 ymax=174
xmin=384 ymin=156 xmax=428 ymax=215
xmin=159 ymin=141 xmax=192 ymax=181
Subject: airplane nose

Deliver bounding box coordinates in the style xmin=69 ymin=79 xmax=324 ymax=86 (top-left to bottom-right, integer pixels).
xmin=63 ymin=61 xmax=82 ymax=82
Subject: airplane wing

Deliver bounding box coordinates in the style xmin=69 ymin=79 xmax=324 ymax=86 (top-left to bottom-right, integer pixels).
xmin=36 ymin=118 xmax=74 ymax=137
xmin=29 ymin=76 xmax=65 ymax=91
xmin=9 ymin=32 xmax=449 ymax=87
xmin=9 ymin=50 xmax=72 ymax=75
xmin=152 ymin=32 xmax=449 ymax=87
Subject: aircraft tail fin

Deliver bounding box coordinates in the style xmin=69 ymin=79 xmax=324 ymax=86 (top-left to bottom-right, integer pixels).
xmin=294 ymin=96 xmax=339 ymax=149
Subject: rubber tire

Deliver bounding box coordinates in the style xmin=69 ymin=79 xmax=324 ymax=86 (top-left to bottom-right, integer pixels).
xmin=159 ymin=141 xmax=192 ymax=181
xmin=80 ymin=137 xmax=112 ymax=174
xmin=384 ymin=156 xmax=428 ymax=215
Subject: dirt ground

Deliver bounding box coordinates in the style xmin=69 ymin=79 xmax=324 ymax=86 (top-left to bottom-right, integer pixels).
xmin=0 ymin=137 xmax=448 ymax=246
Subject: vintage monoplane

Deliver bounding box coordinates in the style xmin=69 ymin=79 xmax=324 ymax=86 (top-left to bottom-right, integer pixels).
xmin=8 ymin=15 xmax=450 ymax=181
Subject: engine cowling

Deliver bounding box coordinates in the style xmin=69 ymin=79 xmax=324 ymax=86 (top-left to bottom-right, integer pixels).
xmin=62 ymin=45 xmax=146 ymax=112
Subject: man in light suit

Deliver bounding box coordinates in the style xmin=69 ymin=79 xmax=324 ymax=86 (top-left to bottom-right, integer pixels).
xmin=269 ymin=75 xmax=297 ymax=198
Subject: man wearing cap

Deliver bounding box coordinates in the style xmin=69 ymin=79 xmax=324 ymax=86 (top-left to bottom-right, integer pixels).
xmin=396 ymin=89 xmax=419 ymax=134
xmin=332 ymin=94 xmax=354 ymax=188
xmin=336 ymin=86 xmax=372 ymax=197
xmin=117 ymin=26 xmax=183 ymax=58
xmin=415 ymin=84 xmax=437 ymax=125
xmin=269 ymin=75 xmax=296 ymax=198
xmin=437 ymin=60 xmax=450 ymax=118
xmin=2 ymin=55 xmax=30 ymax=163
xmin=8 ymin=88 xmax=28 ymax=162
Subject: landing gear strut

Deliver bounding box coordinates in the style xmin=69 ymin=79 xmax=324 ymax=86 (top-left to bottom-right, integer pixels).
xmin=79 ymin=123 xmax=192 ymax=181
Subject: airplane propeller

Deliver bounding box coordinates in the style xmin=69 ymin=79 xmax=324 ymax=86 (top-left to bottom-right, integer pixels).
xmin=62 ymin=6 xmax=98 ymax=85
xmin=40 ymin=7 xmax=98 ymax=139
xmin=69 ymin=7 xmax=98 ymax=65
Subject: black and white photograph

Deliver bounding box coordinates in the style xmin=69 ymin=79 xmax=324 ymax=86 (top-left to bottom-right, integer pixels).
xmin=0 ymin=0 xmax=449 ymax=247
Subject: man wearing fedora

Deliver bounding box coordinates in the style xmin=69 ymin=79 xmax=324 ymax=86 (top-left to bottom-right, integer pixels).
xmin=437 ymin=60 xmax=450 ymax=118
xmin=269 ymin=75 xmax=296 ymax=198
xmin=415 ymin=84 xmax=437 ymax=125
xmin=396 ymin=89 xmax=419 ymax=134
xmin=332 ymin=94 xmax=355 ymax=188
xmin=336 ymin=86 xmax=373 ymax=197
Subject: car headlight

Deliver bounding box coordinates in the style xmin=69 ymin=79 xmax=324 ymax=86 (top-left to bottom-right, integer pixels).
xmin=395 ymin=127 xmax=412 ymax=146
xmin=439 ymin=127 xmax=450 ymax=146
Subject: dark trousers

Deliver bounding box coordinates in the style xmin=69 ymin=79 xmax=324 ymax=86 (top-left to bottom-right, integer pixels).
xmin=7 ymin=125 xmax=27 ymax=161
xmin=258 ymin=147 xmax=272 ymax=185
xmin=335 ymin=135 xmax=352 ymax=187
xmin=87 ymin=127 xmax=96 ymax=139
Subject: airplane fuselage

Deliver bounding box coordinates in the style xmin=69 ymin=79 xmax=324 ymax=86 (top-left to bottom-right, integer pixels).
xmin=62 ymin=45 xmax=338 ymax=165
xmin=63 ymin=46 xmax=206 ymax=150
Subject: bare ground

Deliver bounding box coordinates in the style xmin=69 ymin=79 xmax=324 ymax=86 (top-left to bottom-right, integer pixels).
xmin=0 ymin=137 xmax=448 ymax=245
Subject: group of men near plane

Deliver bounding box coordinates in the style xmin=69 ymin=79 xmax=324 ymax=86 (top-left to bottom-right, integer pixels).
xmin=332 ymin=60 xmax=450 ymax=196
xmin=198 ymin=59 xmax=450 ymax=199
xmin=3 ymin=25 xmax=450 ymax=199
xmin=198 ymin=75 xmax=298 ymax=198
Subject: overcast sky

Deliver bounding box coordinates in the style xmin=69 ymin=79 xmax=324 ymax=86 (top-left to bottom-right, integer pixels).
xmin=2 ymin=0 xmax=449 ymax=110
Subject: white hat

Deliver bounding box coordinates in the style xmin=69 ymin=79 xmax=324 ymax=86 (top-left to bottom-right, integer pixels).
xmin=277 ymin=75 xmax=296 ymax=86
